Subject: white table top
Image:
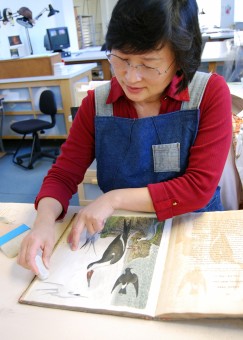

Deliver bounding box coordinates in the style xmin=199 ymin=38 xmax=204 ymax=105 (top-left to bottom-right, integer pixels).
xmin=228 ymin=82 xmax=243 ymax=99
xmin=0 ymin=63 xmax=97 ymax=84
xmin=64 ymin=50 xmax=107 ymax=62
xmin=202 ymin=32 xmax=234 ymax=41
xmin=201 ymin=28 xmax=235 ymax=39
xmin=201 ymin=40 xmax=233 ymax=62
xmin=1 ymin=202 xmax=243 ymax=340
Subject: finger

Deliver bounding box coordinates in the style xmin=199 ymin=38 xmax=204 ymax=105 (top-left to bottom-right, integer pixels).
xmin=42 ymin=243 xmax=53 ymax=268
xmin=17 ymin=240 xmax=28 ymax=268
xmin=92 ymin=218 xmax=106 ymax=233
xmin=67 ymin=213 xmax=80 ymax=244
xmin=68 ymin=218 xmax=86 ymax=251
xmin=17 ymin=236 xmax=37 ymax=270
xmin=26 ymin=242 xmax=43 ymax=275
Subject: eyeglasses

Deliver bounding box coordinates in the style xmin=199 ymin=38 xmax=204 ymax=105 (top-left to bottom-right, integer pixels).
xmin=106 ymin=52 xmax=175 ymax=78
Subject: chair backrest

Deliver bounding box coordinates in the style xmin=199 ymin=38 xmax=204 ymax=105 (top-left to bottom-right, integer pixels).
xmin=39 ymin=90 xmax=57 ymax=127
xmin=70 ymin=106 xmax=79 ymax=120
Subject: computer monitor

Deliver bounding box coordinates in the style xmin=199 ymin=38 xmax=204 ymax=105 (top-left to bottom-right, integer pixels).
xmin=44 ymin=27 xmax=70 ymax=53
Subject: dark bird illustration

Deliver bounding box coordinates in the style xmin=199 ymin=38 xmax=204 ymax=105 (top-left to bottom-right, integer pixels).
xmin=86 ymin=219 xmax=131 ymax=287
xmin=111 ymin=267 xmax=139 ymax=297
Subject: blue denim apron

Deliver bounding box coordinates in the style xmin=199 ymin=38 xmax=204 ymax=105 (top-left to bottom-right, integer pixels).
xmin=94 ymin=72 xmax=223 ymax=212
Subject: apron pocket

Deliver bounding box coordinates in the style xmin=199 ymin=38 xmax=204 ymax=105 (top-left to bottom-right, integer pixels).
xmin=152 ymin=143 xmax=180 ymax=172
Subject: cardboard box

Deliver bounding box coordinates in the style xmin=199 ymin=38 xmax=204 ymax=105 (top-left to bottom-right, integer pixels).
xmin=0 ymin=53 xmax=62 ymax=79
xmin=74 ymin=80 xmax=110 ymax=106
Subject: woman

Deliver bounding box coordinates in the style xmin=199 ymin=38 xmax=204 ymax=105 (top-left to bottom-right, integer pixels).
xmin=18 ymin=0 xmax=232 ymax=274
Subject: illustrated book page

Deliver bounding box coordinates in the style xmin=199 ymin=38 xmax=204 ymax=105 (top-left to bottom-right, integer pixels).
xmin=19 ymin=214 xmax=172 ymax=318
xmin=156 ymin=210 xmax=243 ymax=319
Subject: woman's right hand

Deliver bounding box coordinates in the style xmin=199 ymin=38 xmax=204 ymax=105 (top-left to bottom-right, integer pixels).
xmin=17 ymin=197 xmax=63 ymax=275
xmin=17 ymin=222 xmax=55 ymax=275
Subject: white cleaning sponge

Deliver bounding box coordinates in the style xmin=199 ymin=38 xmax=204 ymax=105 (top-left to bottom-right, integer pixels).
xmin=35 ymin=250 xmax=49 ymax=280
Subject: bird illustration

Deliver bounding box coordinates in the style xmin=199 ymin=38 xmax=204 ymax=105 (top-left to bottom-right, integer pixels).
xmin=80 ymin=231 xmax=99 ymax=255
xmin=86 ymin=219 xmax=131 ymax=287
xmin=36 ymin=282 xmax=87 ymax=299
xmin=111 ymin=267 xmax=139 ymax=297
xmin=138 ymin=219 xmax=159 ymax=241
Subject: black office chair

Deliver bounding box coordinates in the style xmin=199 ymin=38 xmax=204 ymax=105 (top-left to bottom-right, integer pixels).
xmin=70 ymin=106 xmax=79 ymax=120
xmin=11 ymin=90 xmax=59 ymax=169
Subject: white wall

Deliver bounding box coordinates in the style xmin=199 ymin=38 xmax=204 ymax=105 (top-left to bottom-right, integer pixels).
xmin=234 ymin=0 xmax=243 ymax=23
xmin=100 ymin=0 xmax=117 ymax=38
xmin=197 ymin=0 xmax=222 ymax=28
xmin=197 ymin=0 xmax=241 ymax=28
xmin=0 ymin=0 xmax=78 ymax=59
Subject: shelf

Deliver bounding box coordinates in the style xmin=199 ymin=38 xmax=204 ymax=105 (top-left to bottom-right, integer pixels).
xmin=0 ymin=67 xmax=93 ymax=139
xmin=76 ymin=15 xmax=96 ymax=49
xmin=3 ymin=100 xmax=32 ymax=103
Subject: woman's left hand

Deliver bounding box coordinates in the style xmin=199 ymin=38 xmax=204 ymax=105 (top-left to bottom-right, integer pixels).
xmin=67 ymin=186 xmax=154 ymax=250
xmin=67 ymin=191 xmax=115 ymax=250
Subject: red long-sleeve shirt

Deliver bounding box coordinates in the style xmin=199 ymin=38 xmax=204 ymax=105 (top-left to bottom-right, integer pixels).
xmin=36 ymin=73 xmax=232 ymax=220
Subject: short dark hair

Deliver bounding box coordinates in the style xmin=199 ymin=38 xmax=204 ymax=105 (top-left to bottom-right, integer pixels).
xmin=105 ymin=0 xmax=202 ymax=92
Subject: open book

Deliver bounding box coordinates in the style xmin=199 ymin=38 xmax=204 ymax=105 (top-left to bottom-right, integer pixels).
xmin=19 ymin=210 xmax=243 ymax=320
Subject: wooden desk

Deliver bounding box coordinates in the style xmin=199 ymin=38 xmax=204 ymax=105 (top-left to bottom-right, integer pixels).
xmin=1 ymin=202 xmax=243 ymax=340
xmin=64 ymin=50 xmax=112 ymax=80
xmin=0 ymin=53 xmax=61 ymax=79
xmin=201 ymin=40 xmax=232 ymax=72
xmin=202 ymin=30 xmax=235 ymax=41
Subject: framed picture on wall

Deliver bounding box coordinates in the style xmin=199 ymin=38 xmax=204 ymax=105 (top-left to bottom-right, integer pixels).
xmin=8 ymin=35 xmax=22 ymax=46
xmin=10 ymin=48 xmax=19 ymax=59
